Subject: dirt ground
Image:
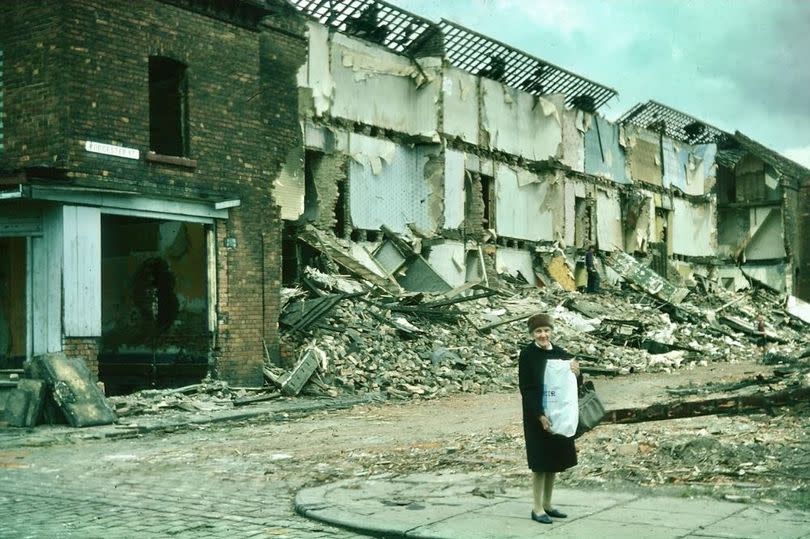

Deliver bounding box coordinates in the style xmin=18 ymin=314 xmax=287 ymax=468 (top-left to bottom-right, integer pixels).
xmin=216 ymin=359 xmax=809 ymax=511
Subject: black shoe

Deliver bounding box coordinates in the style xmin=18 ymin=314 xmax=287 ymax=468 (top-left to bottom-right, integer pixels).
xmin=531 ymin=511 xmax=553 ymax=524
xmin=545 ymin=508 xmax=567 ymax=518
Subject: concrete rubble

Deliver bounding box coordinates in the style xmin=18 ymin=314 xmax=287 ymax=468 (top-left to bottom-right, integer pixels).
xmin=273 ymin=238 xmax=810 ymax=405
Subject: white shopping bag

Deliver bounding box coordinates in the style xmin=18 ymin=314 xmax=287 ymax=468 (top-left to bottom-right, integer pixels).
xmin=541 ymin=360 xmax=578 ymax=437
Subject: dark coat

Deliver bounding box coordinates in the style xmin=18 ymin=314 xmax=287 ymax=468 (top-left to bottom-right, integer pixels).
xmin=518 ymin=342 xmax=577 ymax=472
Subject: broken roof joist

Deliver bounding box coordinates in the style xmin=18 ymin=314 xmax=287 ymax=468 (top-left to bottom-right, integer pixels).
xmin=438 ymin=19 xmax=617 ymax=110
xmin=288 ymin=0 xmax=437 ymax=54
xmin=288 ymin=0 xmax=617 ymax=110
xmin=619 ymin=100 xmax=728 ymax=144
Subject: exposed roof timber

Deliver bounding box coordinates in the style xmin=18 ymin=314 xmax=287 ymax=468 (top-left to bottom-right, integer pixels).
xmin=288 ymin=0 xmax=436 ymax=54
xmin=618 ymin=100 xmax=729 ymax=144
xmin=732 ymin=131 xmax=810 ymax=184
xmin=438 ymin=19 xmax=617 ymax=110
xmin=287 ymin=1 xmax=617 ymax=110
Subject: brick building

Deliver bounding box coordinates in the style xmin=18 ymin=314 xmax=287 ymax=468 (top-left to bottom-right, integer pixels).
xmin=0 ymin=0 xmax=304 ymax=391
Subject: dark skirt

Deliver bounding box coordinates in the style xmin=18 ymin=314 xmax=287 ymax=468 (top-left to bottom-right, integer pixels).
xmin=522 ymin=413 xmax=577 ymax=472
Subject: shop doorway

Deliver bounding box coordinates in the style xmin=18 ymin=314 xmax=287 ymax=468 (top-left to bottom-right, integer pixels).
xmin=99 ymin=215 xmax=211 ymax=394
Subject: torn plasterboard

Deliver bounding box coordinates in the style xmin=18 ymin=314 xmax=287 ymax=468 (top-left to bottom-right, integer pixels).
xmin=495 ymin=163 xmax=556 ymax=241
xmin=348 ymin=134 xmax=439 ymax=235
xmin=329 ymin=33 xmax=440 ymax=136
xmin=444 ymin=149 xmax=466 ymax=229
xmin=671 ymin=198 xmax=716 ymax=257
xmin=596 ymin=190 xmax=623 ymax=251
xmin=605 ymin=250 xmax=689 ymax=304
xmin=495 ymin=247 xmax=535 ymax=285
xmin=741 ymin=264 xmax=786 ymax=293
xmin=625 ymin=125 xmax=663 ymax=186
xmin=786 ymin=295 xmax=810 ymax=325
xmin=396 ymin=255 xmax=452 ymax=293
xmin=275 ymin=145 xmax=305 ymax=221
xmin=744 ymin=207 xmax=785 ymax=260
xmin=298 ymin=226 xmax=402 ymax=294
xmin=480 ymin=78 xmax=561 ymax=161
xmin=584 ymin=114 xmax=629 ymax=183
xmin=442 ymin=67 xmax=479 ymax=144
xmin=426 ymin=242 xmax=467 ymax=288
xmin=559 ymin=106 xmax=585 ymax=172
xmin=305 ymin=22 xmax=334 ymax=116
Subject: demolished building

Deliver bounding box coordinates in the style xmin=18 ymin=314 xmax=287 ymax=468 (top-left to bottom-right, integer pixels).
xmin=1 ymin=0 xmax=808 ymax=395
xmin=283 ymin=0 xmax=808 ymax=304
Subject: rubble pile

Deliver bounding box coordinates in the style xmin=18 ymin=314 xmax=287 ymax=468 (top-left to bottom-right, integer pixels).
xmin=277 ymin=267 xmax=810 ymax=400
xmin=107 ymin=380 xmax=279 ymax=418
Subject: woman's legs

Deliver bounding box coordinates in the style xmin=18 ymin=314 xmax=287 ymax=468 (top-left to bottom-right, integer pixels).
xmin=532 ymin=472 xmax=546 ymax=514
xmin=542 ymin=472 xmax=555 ymax=511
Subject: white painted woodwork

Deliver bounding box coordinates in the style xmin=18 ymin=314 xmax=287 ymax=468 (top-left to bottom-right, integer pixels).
xmin=62 ymin=206 xmax=101 ymax=336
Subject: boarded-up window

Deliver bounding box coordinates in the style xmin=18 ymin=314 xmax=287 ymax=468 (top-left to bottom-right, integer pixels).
xmin=149 ymin=56 xmax=189 ymax=157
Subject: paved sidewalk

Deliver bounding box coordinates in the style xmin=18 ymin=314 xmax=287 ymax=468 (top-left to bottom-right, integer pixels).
xmin=296 ymin=472 xmax=810 ymax=539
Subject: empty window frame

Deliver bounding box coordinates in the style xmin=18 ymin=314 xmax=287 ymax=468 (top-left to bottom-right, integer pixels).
xmin=149 ymin=56 xmax=189 ymax=157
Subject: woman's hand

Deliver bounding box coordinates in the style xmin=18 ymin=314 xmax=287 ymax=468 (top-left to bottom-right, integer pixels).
xmin=571 ymin=360 xmax=580 ymax=376
xmin=538 ymin=415 xmax=551 ymax=431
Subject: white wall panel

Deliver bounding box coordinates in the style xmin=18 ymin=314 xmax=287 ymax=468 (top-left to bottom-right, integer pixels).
xmin=63 ymin=206 xmax=101 ymax=336
xmin=348 ymin=134 xmax=439 ymax=234
xmin=481 ymin=79 xmax=561 ymax=161
xmin=442 ymin=67 xmax=479 ymax=144
xmin=595 ymin=190 xmax=623 ymax=250
xmin=495 ymin=247 xmax=535 ymax=283
xmin=444 ymin=149 xmax=466 ymax=229
xmin=671 ymin=198 xmax=716 ymax=257
xmin=32 ymin=206 xmax=62 ymax=353
xmin=495 ymin=164 xmax=554 ymax=241
xmin=329 ymin=33 xmax=440 ymax=136
xmin=426 ymin=242 xmax=466 ymax=287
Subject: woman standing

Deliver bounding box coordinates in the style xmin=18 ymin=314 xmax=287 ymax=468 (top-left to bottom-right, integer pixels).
xmin=519 ymin=313 xmax=580 ymax=524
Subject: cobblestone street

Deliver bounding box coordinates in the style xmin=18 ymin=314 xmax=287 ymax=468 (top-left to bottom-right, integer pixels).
xmin=0 ymin=420 xmax=371 ymax=539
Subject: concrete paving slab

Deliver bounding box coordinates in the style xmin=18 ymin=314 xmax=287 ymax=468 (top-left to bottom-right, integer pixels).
xmin=296 ymin=473 xmax=810 ymax=539
xmin=539 ymin=518 xmax=698 ymax=539
xmin=407 ymin=511 xmax=558 ymax=539
xmin=700 ymin=506 xmax=810 ymax=539
xmin=589 ymin=505 xmax=727 ymax=530
xmin=628 ymin=495 xmax=746 ymax=517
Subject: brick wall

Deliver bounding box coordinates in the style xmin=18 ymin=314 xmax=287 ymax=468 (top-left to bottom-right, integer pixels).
xmin=62 ymin=337 xmax=100 ymax=382
xmin=0 ymin=0 xmax=69 ymax=168
xmin=1 ymin=0 xmax=306 ymax=386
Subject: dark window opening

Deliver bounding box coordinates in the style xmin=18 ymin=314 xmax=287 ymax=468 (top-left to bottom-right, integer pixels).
xmin=334 ymin=179 xmax=348 ymax=238
xmin=480 ymin=173 xmax=494 ymax=229
xmin=303 ymin=150 xmax=322 ymax=222
xmin=149 ymin=56 xmax=189 ymax=157
xmin=282 ymin=222 xmax=300 ymax=285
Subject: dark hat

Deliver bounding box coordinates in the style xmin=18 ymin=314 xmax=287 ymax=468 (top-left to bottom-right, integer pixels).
xmin=527 ymin=313 xmax=553 ymax=332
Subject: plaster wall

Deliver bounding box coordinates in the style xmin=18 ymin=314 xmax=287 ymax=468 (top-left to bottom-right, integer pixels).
xmin=671 ymin=198 xmax=716 ymax=257
xmin=494 ymin=163 xmax=558 ymax=241
xmin=328 ymin=33 xmax=440 ymax=137
xmin=480 ymin=78 xmax=561 ymax=161
xmin=442 ymin=67 xmax=479 ymax=144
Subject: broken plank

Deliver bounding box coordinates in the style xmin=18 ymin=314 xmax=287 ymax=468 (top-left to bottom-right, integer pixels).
xmin=477 ymin=313 xmax=533 ymax=333
xmin=604 ymin=385 xmax=810 ymax=424
xmin=232 ymin=392 xmax=281 ymax=406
